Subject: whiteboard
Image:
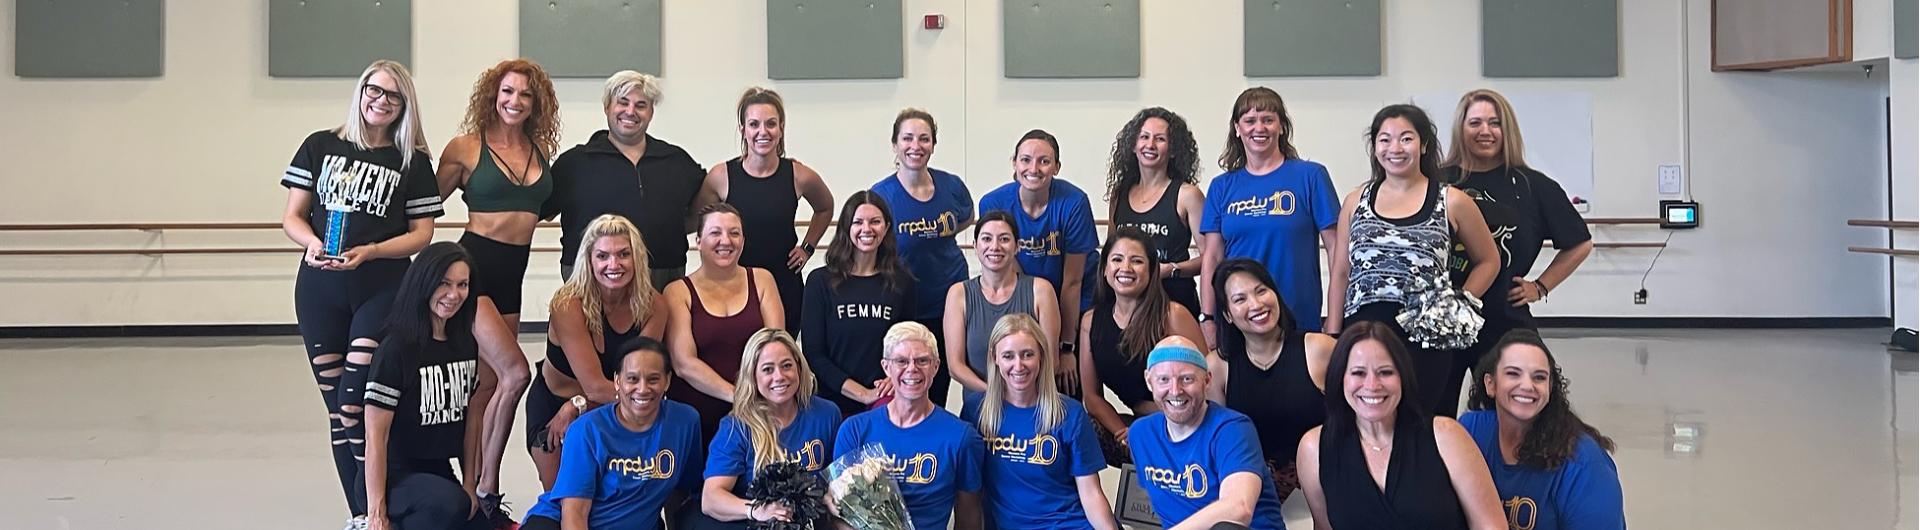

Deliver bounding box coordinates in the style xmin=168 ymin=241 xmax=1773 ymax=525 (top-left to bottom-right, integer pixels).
xmin=1412 ymin=92 xmax=1595 ymax=211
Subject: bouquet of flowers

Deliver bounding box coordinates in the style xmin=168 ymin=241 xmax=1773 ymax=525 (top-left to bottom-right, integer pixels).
xmin=825 ymin=444 xmax=913 ymax=530
xmin=744 ymin=461 xmax=829 ymax=530
xmin=1396 ymin=274 xmax=1486 ymax=350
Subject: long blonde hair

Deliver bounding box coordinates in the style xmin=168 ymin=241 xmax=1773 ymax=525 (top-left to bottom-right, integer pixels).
xmin=335 ymin=60 xmax=430 ymax=170
xmin=730 ymin=328 xmax=819 ymax=470
xmin=977 ymin=313 xmax=1066 ymax=438
xmin=551 ymin=215 xmax=655 ymax=338
xmin=1441 ymin=88 xmax=1531 ymax=174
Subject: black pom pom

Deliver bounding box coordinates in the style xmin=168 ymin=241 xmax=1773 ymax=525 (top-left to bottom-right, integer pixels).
xmin=743 ymin=461 xmax=830 ymax=530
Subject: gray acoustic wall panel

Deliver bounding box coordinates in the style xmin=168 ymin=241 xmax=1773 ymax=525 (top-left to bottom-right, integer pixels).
xmin=15 ymin=0 xmax=165 ymax=78
xmin=522 ymin=0 xmax=663 ymax=78
xmin=1482 ymin=0 xmax=1619 ymax=77
xmin=269 ymin=0 xmax=411 ymax=78
xmin=1003 ymin=0 xmax=1140 ymax=78
xmin=1243 ymin=0 xmax=1382 ymax=77
xmin=767 ymin=0 xmax=903 ymax=79
xmin=1897 ymin=0 xmax=1917 ymax=59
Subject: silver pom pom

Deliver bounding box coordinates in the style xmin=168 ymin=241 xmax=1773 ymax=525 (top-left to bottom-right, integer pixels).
xmin=1395 ymin=275 xmax=1485 ymax=350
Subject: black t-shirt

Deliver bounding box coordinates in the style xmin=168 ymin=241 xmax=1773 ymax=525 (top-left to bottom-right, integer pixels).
xmin=799 ymin=268 xmax=914 ymax=413
xmin=365 ymin=337 xmax=480 ymax=471
xmin=1441 ymin=165 xmax=1592 ymax=326
xmin=549 ymin=131 xmax=705 ymax=269
xmin=280 ymin=130 xmax=443 ymax=251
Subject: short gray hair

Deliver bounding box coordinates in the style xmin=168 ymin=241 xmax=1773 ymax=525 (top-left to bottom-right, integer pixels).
xmin=602 ymin=70 xmax=662 ymax=108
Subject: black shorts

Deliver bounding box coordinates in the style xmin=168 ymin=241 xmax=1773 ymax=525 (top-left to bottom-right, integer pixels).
xmin=459 ymin=231 xmax=532 ymax=316
xmin=524 ymin=364 xmax=565 ymax=451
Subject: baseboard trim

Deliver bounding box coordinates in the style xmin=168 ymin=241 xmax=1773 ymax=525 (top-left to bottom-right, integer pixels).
xmin=0 ymin=317 xmax=1890 ymax=339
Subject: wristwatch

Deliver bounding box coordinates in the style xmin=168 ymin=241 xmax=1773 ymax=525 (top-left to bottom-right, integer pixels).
xmin=569 ymin=395 xmax=588 ymax=412
xmin=1059 ymin=342 xmax=1079 ymax=354
xmin=1196 ymin=313 xmax=1215 ymax=323
xmin=801 ymin=243 xmax=817 ymax=254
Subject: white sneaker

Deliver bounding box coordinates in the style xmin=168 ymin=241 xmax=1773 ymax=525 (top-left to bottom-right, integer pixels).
xmin=342 ymin=515 xmax=368 ymax=530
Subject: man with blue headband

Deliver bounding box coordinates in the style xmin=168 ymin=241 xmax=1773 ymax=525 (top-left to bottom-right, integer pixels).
xmin=1127 ymin=336 xmax=1284 ymax=530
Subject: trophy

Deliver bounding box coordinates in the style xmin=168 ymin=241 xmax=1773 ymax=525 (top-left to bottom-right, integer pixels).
xmin=321 ymin=202 xmax=350 ymax=262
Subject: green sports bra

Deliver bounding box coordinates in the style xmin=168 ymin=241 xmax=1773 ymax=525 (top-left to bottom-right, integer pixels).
xmin=465 ymin=131 xmax=552 ymax=214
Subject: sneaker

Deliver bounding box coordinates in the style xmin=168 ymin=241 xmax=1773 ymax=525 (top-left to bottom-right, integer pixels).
xmin=479 ymin=493 xmax=518 ymax=530
xmin=342 ymin=515 xmax=368 ymax=530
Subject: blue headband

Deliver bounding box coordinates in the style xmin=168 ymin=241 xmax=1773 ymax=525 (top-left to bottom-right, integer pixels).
xmin=1146 ymin=344 xmax=1207 ymax=369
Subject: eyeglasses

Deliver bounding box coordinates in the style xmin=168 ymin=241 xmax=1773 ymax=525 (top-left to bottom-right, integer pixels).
xmin=885 ymin=356 xmax=935 ymax=369
xmin=362 ymin=84 xmax=407 ymax=107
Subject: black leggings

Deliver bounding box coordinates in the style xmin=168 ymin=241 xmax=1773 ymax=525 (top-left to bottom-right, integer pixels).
xmin=1438 ymin=319 xmax=1517 ymax=418
xmin=356 ymin=459 xmax=487 ymax=530
xmin=524 ymin=365 xmax=566 ymax=451
xmin=459 ymin=231 xmax=532 ymax=316
xmin=295 ymin=258 xmax=407 ymax=514
xmin=1348 ymin=303 xmax=1453 ymax=417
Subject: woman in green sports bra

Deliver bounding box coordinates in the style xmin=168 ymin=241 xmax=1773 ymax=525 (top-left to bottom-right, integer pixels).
xmin=433 ymin=58 xmax=561 ymax=526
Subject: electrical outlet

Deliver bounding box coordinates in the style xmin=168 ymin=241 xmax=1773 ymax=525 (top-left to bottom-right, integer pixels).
xmin=1658 ymin=165 xmax=1683 ymax=196
xmin=1634 ymin=289 xmax=1648 ymax=304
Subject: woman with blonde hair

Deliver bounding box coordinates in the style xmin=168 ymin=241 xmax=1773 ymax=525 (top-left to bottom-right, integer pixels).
xmin=693 ymin=328 xmax=842 ymax=529
xmin=970 ymin=314 xmax=1117 ymax=530
xmin=434 ymin=57 xmax=560 ymax=520
xmin=279 ymin=59 xmax=442 ymax=528
xmin=697 ymin=87 xmax=835 ymax=332
xmin=1434 ymin=89 xmax=1594 ymax=417
xmin=527 ymin=214 xmax=667 ymax=489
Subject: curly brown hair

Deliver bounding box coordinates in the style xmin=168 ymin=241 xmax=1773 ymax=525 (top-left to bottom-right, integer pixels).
xmin=1467 ymin=329 xmax=1615 ymax=469
xmin=458 ymin=58 xmax=561 ymax=158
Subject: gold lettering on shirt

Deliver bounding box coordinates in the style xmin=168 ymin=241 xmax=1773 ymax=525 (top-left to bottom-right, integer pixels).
xmin=607 ymin=449 xmax=677 ymax=480
xmin=1143 ymin=463 xmax=1210 ymax=499
xmin=986 ymin=433 xmax=1061 ymax=466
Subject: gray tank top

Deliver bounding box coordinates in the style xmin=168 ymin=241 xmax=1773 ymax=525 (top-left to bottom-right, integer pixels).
xmin=964 ymin=274 xmax=1038 ymax=378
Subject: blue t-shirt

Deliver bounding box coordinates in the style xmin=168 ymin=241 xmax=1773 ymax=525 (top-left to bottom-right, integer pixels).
xmin=525 ymin=401 xmax=705 ymax=530
xmin=872 ymin=169 xmax=975 ymax=320
xmin=962 ymin=397 xmax=1106 ymax=530
xmin=1459 ymin=411 xmax=1626 ymax=530
xmin=705 ymin=396 xmax=842 ymax=488
xmin=1199 ymin=161 xmax=1340 ymax=331
xmin=833 ymin=407 xmax=986 ymax=530
xmin=1126 ymin=404 xmax=1285 ymax=530
xmin=978 ymin=179 xmax=1099 ymax=312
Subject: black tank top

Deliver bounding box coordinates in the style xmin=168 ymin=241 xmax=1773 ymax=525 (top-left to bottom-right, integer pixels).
xmin=1224 ymin=331 xmax=1324 ymax=470
xmin=1112 ymin=181 xmax=1197 ymax=313
xmin=1320 ymin=416 xmax=1467 ymax=530
xmin=1088 ymin=302 xmax=1152 ymax=407
xmin=724 ymin=158 xmax=800 ymax=274
xmin=545 ymin=309 xmax=642 ymax=380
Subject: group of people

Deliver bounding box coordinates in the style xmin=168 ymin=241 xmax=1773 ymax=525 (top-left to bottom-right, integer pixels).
xmin=280 ymin=57 xmax=1623 ymax=530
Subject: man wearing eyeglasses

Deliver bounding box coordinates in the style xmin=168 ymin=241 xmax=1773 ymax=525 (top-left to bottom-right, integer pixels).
xmin=547 ymin=71 xmax=704 ymax=289
xmin=831 ymin=322 xmax=986 ymax=530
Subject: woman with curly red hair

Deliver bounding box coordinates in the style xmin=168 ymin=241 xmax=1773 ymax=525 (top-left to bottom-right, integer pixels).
xmin=434 ymin=57 xmax=563 ymax=526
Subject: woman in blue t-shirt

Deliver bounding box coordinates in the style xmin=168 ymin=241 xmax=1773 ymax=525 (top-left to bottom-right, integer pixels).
xmin=691 ymin=328 xmax=841 ymax=529
xmin=521 ymin=337 xmax=706 ymax=530
xmin=871 ymin=108 xmax=973 ymax=406
xmin=1198 ymin=87 xmax=1341 ymax=345
xmin=833 ymin=322 xmax=987 ymax=530
xmin=970 ymin=313 xmax=1117 ymax=530
xmin=1461 ymin=330 xmax=1624 ymax=530
xmin=977 ymin=130 xmax=1100 ymax=366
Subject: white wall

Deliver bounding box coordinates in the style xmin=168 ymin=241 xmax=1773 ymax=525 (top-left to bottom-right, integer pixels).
xmin=1893 ymin=7 xmax=1920 ymax=330
xmin=0 ymin=0 xmax=1898 ymax=326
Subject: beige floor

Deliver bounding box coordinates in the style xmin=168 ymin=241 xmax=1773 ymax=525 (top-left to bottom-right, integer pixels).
xmin=0 ymin=328 xmax=1913 ymax=530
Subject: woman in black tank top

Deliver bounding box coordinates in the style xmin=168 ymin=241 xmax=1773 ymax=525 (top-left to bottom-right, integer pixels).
xmin=527 ymin=215 xmax=665 ymax=489
xmin=1205 ymin=258 xmax=1336 ymax=502
xmin=1105 ymin=107 xmax=1206 ymax=316
xmin=697 ymin=87 xmax=835 ymax=334
xmin=1297 ymin=322 xmax=1506 ymax=530
xmin=1079 ymin=227 xmax=1206 ymax=466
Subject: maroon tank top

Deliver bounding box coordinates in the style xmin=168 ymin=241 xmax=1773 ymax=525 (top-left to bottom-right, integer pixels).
xmin=670 ymin=270 xmax=764 ymax=442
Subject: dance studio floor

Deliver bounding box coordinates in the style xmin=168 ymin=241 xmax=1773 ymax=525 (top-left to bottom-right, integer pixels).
xmin=0 ymin=328 xmax=1912 ymax=530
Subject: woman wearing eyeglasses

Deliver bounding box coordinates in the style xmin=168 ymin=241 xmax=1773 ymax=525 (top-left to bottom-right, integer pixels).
xmin=279 ymin=60 xmax=443 ymax=528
